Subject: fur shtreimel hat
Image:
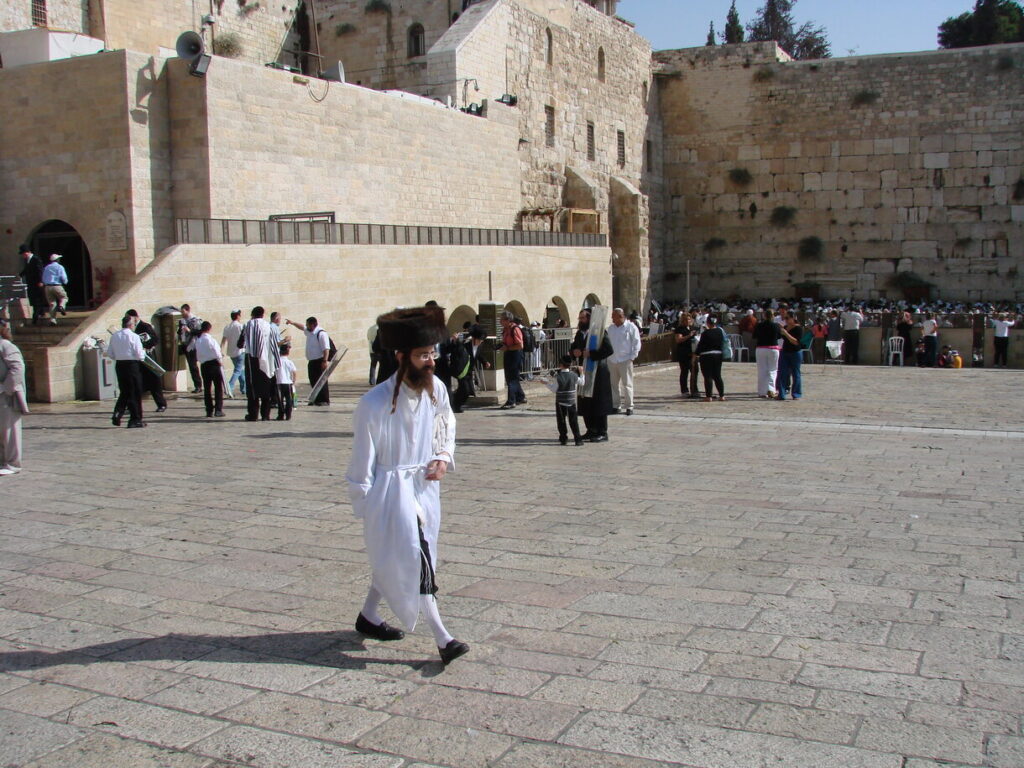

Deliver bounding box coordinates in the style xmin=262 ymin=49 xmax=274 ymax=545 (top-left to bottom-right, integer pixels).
xmin=376 ymin=305 xmax=447 ymax=351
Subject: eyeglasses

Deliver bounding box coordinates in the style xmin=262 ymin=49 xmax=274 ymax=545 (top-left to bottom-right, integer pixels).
xmin=411 ymin=351 xmax=438 ymax=362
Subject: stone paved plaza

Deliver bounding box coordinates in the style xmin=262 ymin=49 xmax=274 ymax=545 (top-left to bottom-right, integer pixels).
xmin=1 ymin=361 xmax=1023 ymax=768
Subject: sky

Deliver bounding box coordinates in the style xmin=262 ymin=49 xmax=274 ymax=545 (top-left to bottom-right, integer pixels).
xmin=623 ymin=0 xmax=978 ymax=58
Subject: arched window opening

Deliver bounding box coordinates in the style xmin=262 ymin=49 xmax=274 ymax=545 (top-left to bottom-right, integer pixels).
xmin=407 ymin=23 xmax=425 ymax=58
xmin=597 ymin=47 xmax=606 ymax=82
xmin=545 ymin=28 xmax=553 ymax=67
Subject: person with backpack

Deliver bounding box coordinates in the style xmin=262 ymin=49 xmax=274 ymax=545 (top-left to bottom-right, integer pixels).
xmin=287 ymin=316 xmax=334 ymax=405
xmin=518 ymin=317 xmax=536 ymax=380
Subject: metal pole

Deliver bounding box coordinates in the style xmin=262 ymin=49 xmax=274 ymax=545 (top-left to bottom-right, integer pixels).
xmin=685 ymin=259 xmax=690 ymax=308
xmin=488 ymin=270 xmax=493 ymax=301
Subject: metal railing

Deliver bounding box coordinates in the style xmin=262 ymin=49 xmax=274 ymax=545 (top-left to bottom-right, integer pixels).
xmin=175 ymin=218 xmax=607 ymax=248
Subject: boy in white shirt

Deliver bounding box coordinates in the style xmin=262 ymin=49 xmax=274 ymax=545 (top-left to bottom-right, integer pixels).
xmin=276 ymin=345 xmax=297 ymax=420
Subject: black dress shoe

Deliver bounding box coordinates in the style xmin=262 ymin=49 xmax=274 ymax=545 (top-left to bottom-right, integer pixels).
xmin=156 ymin=406 xmax=167 ymax=413
xmin=111 ymin=414 xmax=121 ymax=427
xmin=244 ymin=415 xmax=258 ymax=421
xmin=439 ymin=639 xmax=470 ymax=665
xmin=499 ymin=403 xmax=515 ymax=410
xmin=625 ymin=409 xmax=633 ymax=416
xmin=589 ymin=434 xmax=608 ymax=442
xmin=559 ymin=437 xmax=568 ymax=445
xmin=355 ymin=613 xmax=405 ymax=641
xmin=126 ymin=421 xmax=147 ymax=428
xmin=574 ymin=438 xmax=585 ymax=446
xmin=214 ymin=411 xmax=225 ymax=417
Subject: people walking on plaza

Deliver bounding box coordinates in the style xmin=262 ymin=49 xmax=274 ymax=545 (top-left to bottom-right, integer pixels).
xmin=753 ymin=309 xmax=783 ymax=399
xmin=695 ymin=315 xmax=727 ymax=401
xmin=106 ymin=315 xmax=146 ymax=428
xmin=841 ymin=307 xmax=864 ymax=364
xmin=826 ymin=309 xmax=843 ymax=345
xmin=778 ymin=313 xmax=804 ymax=400
xmin=195 ymin=321 xmax=225 ymax=418
xmin=221 ymin=310 xmax=246 ymax=397
xmin=607 ymin=307 xmax=641 ymax=416
xmin=922 ymin=312 xmax=940 ymax=368
xmin=738 ymin=309 xmax=757 ymax=362
xmin=276 ymin=345 xmax=296 ymax=420
xmin=240 ymin=306 xmax=280 ymax=421
xmin=810 ymin=315 xmax=828 ymax=364
xmin=0 ymin=321 xmax=27 ymax=475
xmin=992 ymin=313 xmax=1016 ymax=368
xmin=41 ymin=254 xmax=69 ymax=325
xmin=346 ymin=305 xmax=468 ymax=667
xmin=287 ymin=317 xmax=332 ymax=405
xmin=17 ymin=245 xmax=47 ymax=326
xmin=177 ymin=304 xmax=204 ymax=393
xmin=499 ymin=311 xmax=526 ymax=409
xmin=453 ymin=327 xmax=488 ymax=413
xmin=571 ymin=309 xmax=613 ymax=442
xmin=126 ymin=309 xmax=167 ymax=413
xmin=544 ymin=354 xmax=583 ymax=445
xmin=673 ymin=312 xmax=698 ymax=397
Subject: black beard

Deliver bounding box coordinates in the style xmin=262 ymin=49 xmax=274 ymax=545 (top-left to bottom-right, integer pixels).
xmin=405 ymin=363 xmax=435 ymax=392
xmin=578 ymin=321 xmax=589 ymax=331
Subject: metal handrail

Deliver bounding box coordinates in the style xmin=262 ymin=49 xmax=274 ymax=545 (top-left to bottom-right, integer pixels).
xmin=175 ymin=218 xmax=607 ymax=248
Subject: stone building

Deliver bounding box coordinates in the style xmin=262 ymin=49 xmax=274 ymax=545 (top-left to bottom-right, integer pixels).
xmin=0 ymin=1 xmax=1022 ymax=399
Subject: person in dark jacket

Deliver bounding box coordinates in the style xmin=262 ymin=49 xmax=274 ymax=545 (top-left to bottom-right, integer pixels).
xmin=695 ymin=315 xmax=727 ymax=401
xmin=126 ymin=309 xmax=167 ymax=413
xmin=17 ymin=245 xmax=47 ymax=326
xmin=571 ymin=309 xmax=614 ymax=442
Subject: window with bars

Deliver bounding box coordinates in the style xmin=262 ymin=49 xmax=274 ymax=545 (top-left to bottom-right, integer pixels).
xmin=587 ymin=122 xmax=595 ymax=161
xmin=617 ymin=130 xmax=626 ymax=167
xmin=407 ymin=23 xmax=425 ymax=57
xmin=31 ymin=0 xmax=47 ymax=27
xmin=545 ymin=105 xmax=555 ymax=147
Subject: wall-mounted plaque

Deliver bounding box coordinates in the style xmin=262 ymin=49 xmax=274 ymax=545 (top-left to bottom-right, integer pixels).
xmin=105 ymin=211 xmax=128 ymax=251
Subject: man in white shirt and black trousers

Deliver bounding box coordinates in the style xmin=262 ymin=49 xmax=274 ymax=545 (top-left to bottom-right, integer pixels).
xmin=106 ymin=315 xmax=146 ymax=428
xmin=195 ymin=321 xmax=225 ymax=417
xmin=287 ymin=316 xmax=332 ymax=405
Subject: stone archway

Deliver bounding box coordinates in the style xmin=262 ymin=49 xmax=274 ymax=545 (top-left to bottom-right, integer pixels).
xmin=29 ymin=220 xmax=94 ymax=309
xmin=548 ymin=296 xmax=570 ymax=327
xmin=504 ymin=299 xmax=529 ymax=325
xmin=447 ymin=304 xmax=477 ymax=334
xmin=583 ymin=293 xmax=601 ymax=309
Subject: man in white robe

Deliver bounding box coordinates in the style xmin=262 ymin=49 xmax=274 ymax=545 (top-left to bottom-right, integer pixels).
xmin=346 ymin=305 xmax=468 ymax=666
xmin=0 ymin=321 xmax=27 ymax=475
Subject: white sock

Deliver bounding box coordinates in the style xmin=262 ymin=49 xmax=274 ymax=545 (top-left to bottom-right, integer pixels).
xmin=361 ymin=586 xmax=383 ymax=625
xmin=420 ymin=595 xmax=454 ymax=647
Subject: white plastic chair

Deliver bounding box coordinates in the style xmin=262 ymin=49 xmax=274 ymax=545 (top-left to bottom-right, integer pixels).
xmin=886 ymin=336 xmax=904 ymax=367
xmin=728 ymin=334 xmax=749 ymax=362
xmin=823 ymin=340 xmax=844 ymax=371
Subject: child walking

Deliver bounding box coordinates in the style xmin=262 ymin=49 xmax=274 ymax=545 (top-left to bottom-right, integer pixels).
xmin=276 ymin=345 xmax=297 ymax=420
xmin=545 ymin=354 xmax=583 ymax=446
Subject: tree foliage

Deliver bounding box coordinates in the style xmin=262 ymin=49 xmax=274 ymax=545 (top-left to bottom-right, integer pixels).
xmin=724 ymin=1 xmax=745 ymax=44
xmin=707 ymin=21 xmax=717 ymax=46
xmin=938 ymin=0 xmax=1024 ymax=48
xmin=746 ymin=0 xmax=831 ymax=60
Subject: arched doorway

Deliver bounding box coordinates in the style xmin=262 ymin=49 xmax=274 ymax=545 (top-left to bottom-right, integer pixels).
xmin=548 ymin=296 xmax=570 ymax=327
xmin=503 ymin=299 xmax=529 ymax=325
xmin=30 ymin=220 xmax=93 ymax=309
xmin=447 ymin=304 xmax=477 ymax=334
xmin=583 ymin=293 xmax=601 ymax=309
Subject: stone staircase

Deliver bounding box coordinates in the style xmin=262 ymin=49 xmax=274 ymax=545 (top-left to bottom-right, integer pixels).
xmin=11 ymin=311 xmax=95 ymax=399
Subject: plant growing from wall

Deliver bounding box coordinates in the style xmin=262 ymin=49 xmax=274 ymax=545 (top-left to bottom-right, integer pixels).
xmin=770 ymin=205 xmax=796 ymax=227
xmin=336 ymin=22 xmax=357 ymax=35
xmin=996 ymin=54 xmax=1016 ymax=70
xmin=728 ymin=167 xmax=753 ymax=185
xmin=213 ymin=32 xmax=244 ymax=58
xmin=797 ymin=236 xmax=824 ymax=260
xmin=704 ymin=237 xmax=727 ymax=252
xmin=851 ymin=89 xmax=879 ymax=107
xmin=239 ymin=1 xmax=260 ymax=15
xmin=753 ymin=66 xmax=775 ymax=82
xmin=365 ymin=0 xmax=391 ymax=13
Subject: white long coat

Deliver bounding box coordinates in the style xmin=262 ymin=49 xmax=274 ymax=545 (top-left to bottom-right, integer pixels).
xmin=346 ymin=374 xmax=455 ymax=631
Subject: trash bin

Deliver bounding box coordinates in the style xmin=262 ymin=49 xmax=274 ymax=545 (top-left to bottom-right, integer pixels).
xmin=80 ymin=343 xmax=117 ymax=400
xmin=154 ymin=306 xmax=187 ymax=391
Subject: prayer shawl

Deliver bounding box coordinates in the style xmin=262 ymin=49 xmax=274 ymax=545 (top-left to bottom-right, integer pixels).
xmin=346 ymin=373 xmax=456 ymax=631
xmin=0 ymin=340 xmax=29 ymax=414
xmin=241 ymin=318 xmax=280 ymax=379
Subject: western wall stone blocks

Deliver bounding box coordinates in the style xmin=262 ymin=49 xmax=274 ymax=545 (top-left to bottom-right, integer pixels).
xmin=923 ymin=153 xmax=950 ymax=170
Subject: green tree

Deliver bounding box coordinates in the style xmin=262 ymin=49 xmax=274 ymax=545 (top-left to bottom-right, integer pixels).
xmin=724 ymin=1 xmax=745 ymax=44
xmin=746 ymin=0 xmax=831 ymax=59
xmin=706 ymin=21 xmax=717 ymax=46
xmin=938 ymin=0 xmax=1024 ymax=48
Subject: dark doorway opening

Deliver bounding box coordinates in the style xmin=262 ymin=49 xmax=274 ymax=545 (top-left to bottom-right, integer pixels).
xmin=30 ymin=220 xmax=93 ymax=310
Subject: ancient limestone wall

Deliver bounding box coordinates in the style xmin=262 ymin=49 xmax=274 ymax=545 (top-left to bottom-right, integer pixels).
xmin=35 ymin=241 xmax=611 ymax=401
xmin=658 ymin=42 xmax=1024 ymax=302
xmin=96 ymin=0 xmax=302 ymax=68
xmin=180 ymin=54 xmax=523 ymax=227
xmin=0 ymin=0 xmax=87 ymax=35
